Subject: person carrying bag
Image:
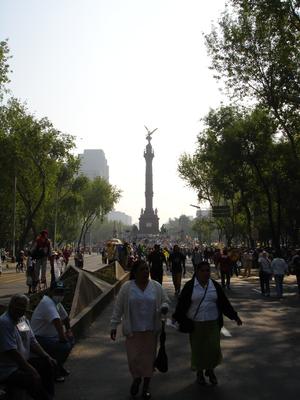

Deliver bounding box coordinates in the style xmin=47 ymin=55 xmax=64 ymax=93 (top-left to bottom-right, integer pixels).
xmin=173 ymin=261 xmax=242 ymax=386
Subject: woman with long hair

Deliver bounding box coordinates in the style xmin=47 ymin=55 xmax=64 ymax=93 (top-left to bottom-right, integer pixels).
xmin=110 ymin=260 xmax=169 ymax=399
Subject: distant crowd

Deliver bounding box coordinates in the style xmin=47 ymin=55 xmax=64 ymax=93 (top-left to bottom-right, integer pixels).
xmin=100 ymin=241 xmax=300 ymax=298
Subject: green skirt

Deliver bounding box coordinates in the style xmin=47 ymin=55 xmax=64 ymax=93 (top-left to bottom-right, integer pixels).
xmin=189 ymin=320 xmax=222 ymax=371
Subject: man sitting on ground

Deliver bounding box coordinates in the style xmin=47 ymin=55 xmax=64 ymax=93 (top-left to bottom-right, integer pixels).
xmin=31 ymin=281 xmax=74 ymax=382
xmin=0 ymin=294 xmax=56 ymax=400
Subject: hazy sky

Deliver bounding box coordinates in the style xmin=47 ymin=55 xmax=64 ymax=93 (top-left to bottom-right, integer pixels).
xmin=1 ymin=0 xmax=226 ymax=224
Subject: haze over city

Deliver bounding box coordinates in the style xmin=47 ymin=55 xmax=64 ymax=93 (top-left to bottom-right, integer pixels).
xmin=0 ymin=0 xmax=226 ymax=224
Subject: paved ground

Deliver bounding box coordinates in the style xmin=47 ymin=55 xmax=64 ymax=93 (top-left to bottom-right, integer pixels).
xmin=55 ymin=266 xmax=300 ymax=400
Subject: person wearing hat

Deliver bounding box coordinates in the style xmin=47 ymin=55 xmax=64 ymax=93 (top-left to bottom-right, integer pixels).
xmin=31 ymin=281 xmax=74 ymax=382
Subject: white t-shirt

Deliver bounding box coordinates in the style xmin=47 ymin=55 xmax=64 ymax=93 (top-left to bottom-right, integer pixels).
xmin=271 ymin=258 xmax=288 ymax=275
xmin=0 ymin=313 xmax=37 ymax=381
xmin=31 ymin=295 xmax=68 ymax=338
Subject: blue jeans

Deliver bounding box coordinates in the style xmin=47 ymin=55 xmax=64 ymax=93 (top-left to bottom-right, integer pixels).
xmin=36 ymin=336 xmax=74 ymax=375
xmin=274 ymin=274 xmax=284 ymax=297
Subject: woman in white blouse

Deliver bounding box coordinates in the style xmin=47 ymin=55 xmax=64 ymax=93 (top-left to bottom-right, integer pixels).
xmin=173 ymin=261 xmax=242 ymax=386
xmin=110 ymin=260 xmax=169 ymax=399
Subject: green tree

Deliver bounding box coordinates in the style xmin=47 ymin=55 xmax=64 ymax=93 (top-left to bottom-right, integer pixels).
xmin=90 ymin=218 xmax=131 ymax=243
xmin=205 ymin=0 xmax=300 ymax=159
xmin=179 ymin=105 xmax=297 ymax=250
xmin=77 ymin=177 xmax=121 ymax=249
xmin=0 ymin=99 xmax=76 ymax=248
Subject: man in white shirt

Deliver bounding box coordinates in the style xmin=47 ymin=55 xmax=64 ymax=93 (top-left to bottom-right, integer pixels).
xmin=271 ymin=253 xmax=288 ymax=298
xmin=31 ymin=281 xmax=74 ymax=382
xmin=0 ymin=294 xmax=56 ymax=399
xmin=258 ymin=251 xmax=272 ymax=296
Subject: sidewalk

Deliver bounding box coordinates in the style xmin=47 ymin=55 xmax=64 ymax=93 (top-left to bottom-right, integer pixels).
xmin=56 ymin=270 xmax=300 ymax=400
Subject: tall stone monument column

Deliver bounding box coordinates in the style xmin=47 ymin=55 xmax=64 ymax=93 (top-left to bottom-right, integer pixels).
xmin=139 ymin=127 xmax=159 ymax=235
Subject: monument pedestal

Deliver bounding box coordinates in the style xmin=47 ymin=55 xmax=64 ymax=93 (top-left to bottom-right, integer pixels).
xmin=139 ymin=209 xmax=159 ymax=235
xmin=139 ymin=127 xmax=160 ymax=235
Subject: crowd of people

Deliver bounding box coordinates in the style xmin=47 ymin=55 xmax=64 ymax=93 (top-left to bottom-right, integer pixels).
xmin=1 ymin=234 xmax=300 ymax=399
xmin=1 ymin=230 xmax=73 ymax=292
xmin=107 ymin=242 xmax=299 ymax=398
xmin=104 ymin=242 xmax=300 ymax=299
xmin=110 ymin=258 xmax=242 ymax=398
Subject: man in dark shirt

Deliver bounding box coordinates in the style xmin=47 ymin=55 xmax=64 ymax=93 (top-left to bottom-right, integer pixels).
xmin=148 ymin=244 xmax=167 ymax=285
xmin=291 ymin=250 xmax=300 ymax=295
xmin=169 ymin=245 xmax=186 ymax=295
xmin=218 ymin=248 xmax=232 ymax=289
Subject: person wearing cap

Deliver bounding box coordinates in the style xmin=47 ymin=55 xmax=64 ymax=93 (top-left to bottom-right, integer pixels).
xmin=0 ymin=294 xmax=56 ymax=400
xmin=31 ymin=230 xmax=53 ymax=290
xmin=31 ymin=281 xmax=74 ymax=382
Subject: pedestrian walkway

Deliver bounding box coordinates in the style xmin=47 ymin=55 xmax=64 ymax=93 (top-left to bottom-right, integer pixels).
xmin=56 ymin=270 xmax=300 ymax=400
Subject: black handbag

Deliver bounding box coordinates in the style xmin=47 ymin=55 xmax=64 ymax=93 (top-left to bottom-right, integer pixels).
xmin=178 ymin=283 xmax=209 ymax=333
xmin=178 ymin=315 xmax=194 ymax=333
xmin=154 ymin=321 xmax=168 ymax=373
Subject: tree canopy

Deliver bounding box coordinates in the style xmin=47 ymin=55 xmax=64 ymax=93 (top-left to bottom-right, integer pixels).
xmin=0 ymin=42 xmax=121 ymax=250
xmin=179 ymin=1 xmax=300 ymax=249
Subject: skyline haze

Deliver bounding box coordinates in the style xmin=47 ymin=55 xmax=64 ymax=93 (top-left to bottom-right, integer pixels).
xmin=0 ymin=0 xmax=226 ymax=225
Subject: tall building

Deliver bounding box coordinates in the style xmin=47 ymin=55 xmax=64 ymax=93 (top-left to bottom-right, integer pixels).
xmin=107 ymin=211 xmax=132 ymax=226
xmin=79 ymin=149 xmax=109 ymax=181
xmin=139 ymin=129 xmax=159 ymax=234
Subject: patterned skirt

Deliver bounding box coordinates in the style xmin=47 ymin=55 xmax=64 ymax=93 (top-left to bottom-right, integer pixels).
xmin=189 ymin=320 xmax=222 ymax=371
